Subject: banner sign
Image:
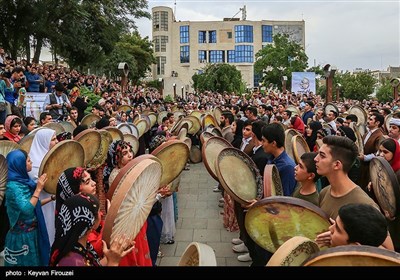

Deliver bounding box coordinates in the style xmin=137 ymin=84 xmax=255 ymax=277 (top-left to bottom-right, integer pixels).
xmin=291 ymin=72 xmax=316 ymax=95
xmin=24 ymin=92 xmax=48 ymax=121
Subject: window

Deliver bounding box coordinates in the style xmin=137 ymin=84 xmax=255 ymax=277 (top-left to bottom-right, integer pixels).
xmin=234 ymin=45 xmax=253 ymax=63
xmin=180 ymin=25 xmax=189 ymax=44
xmin=156 ymin=56 xmax=166 ymax=75
xmin=180 ymin=46 xmax=190 ymax=63
xmin=154 ymin=36 xmax=168 ymax=52
xmin=153 ymin=12 xmax=160 ymax=31
xmin=160 ymin=11 xmax=168 ymax=31
xmin=227 ymin=50 xmax=235 ymax=63
xmin=235 ymin=25 xmax=253 ymax=43
xmin=262 ymin=25 xmax=273 ymax=43
xmin=209 ymin=50 xmax=224 ymax=63
xmin=198 ymin=51 xmax=207 ymax=63
xmin=209 ymin=30 xmax=217 ymax=43
xmin=199 ymin=31 xmax=207 ymax=43
xmin=227 ymin=31 xmax=232 ymax=39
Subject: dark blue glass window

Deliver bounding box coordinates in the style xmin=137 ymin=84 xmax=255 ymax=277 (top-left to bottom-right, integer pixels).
xmin=235 ymin=25 xmax=253 ymax=43
xmin=262 ymin=25 xmax=273 ymax=43
xmin=180 ymin=45 xmax=190 ymax=63
xmin=234 ymin=45 xmax=253 ymax=63
xmin=198 ymin=51 xmax=207 ymax=63
xmin=209 ymin=50 xmax=224 ymax=63
xmin=180 ymin=25 xmax=189 ymax=44
xmin=198 ymin=31 xmax=207 ymax=43
xmin=227 ymin=50 xmax=235 ymax=63
xmin=209 ymin=31 xmax=217 ymax=43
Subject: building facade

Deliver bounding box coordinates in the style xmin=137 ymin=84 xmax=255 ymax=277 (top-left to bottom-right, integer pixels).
xmin=151 ymin=6 xmax=305 ymax=97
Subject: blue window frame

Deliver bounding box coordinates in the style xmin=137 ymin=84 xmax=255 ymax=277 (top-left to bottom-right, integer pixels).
xmin=180 ymin=25 xmax=189 ymax=44
xmin=198 ymin=51 xmax=207 ymax=63
xmin=235 ymin=25 xmax=253 ymax=43
xmin=262 ymin=25 xmax=273 ymax=43
xmin=209 ymin=50 xmax=224 ymax=63
xmin=227 ymin=50 xmax=235 ymax=63
xmin=234 ymin=45 xmax=253 ymax=63
xmin=209 ymin=30 xmax=217 ymax=43
xmin=180 ymin=45 xmax=190 ymax=63
xmin=198 ymin=31 xmax=207 ymax=43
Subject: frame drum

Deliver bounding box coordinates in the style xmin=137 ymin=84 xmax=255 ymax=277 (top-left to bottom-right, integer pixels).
xmin=81 ymin=113 xmax=101 ymax=128
xmin=216 ymin=147 xmax=261 ymax=205
xmin=43 ymin=122 xmax=65 ymax=136
xmin=104 ymin=126 xmax=124 ymax=142
xmin=202 ymin=136 xmax=232 ymax=181
xmin=74 ymin=130 xmax=101 ymax=167
xmin=189 ymin=145 xmax=202 ymax=163
xmin=103 ymin=159 xmax=162 ymax=247
xmin=178 ymin=242 xmax=217 ymax=266
xmin=266 ymin=236 xmax=320 ymax=266
xmin=0 ymin=155 xmax=7 ymax=206
xmin=303 ymin=245 xmax=400 ymax=266
xmin=38 ymin=140 xmax=84 ymax=194
xmin=151 ymin=140 xmax=189 ymax=186
xmin=370 ymin=157 xmax=400 ymax=219
xmin=263 ymin=164 xmax=283 ymax=197
xmin=245 ymin=196 xmax=330 ymax=253
xmin=292 ymin=134 xmax=310 ymax=164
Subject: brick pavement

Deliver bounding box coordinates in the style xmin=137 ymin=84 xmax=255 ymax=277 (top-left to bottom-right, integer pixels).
xmin=157 ymin=161 xmax=248 ymax=266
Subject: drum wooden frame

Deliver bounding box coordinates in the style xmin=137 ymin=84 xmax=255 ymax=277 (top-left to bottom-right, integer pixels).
xmin=263 ymin=164 xmax=283 ymax=197
xmin=348 ymin=104 xmax=368 ymax=127
xmin=0 ymin=141 xmax=21 ymax=158
xmin=215 ymin=147 xmax=262 ymax=205
xmin=178 ymin=242 xmax=217 ymax=266
xmin=302 ymin=245 xmax=400 ymax=266
xmin=284 ymin=129 xmax=301 ymax=162
xmin=189 ymin=145 xmax=202 ymax=163
xmin=245 ymin=196 xmax=330 ymax=253
xmin=38 ymin=140 xmax=84 ymax=194
xmin=80 ymin=113 xmax=101 ymax=128
xmin=18 ymin=127 xmax=44 ymax=153
xmin=74 ymin=130 xmax=102 ymax=167
xmin=266 ymin=236 xmax=320 ymax=266
xmin=369 ymin=157 xmax=400 ymax=219
xmin=117 ymin=123 xmax=133 ymax=134
xmin=103 ymin=159 xmax=162 ymax=247
xmin=43 ymin=122 xmax=65 ymax=136
xmin=104 ymin=126 xmax=124 ymax=142
xmin=291 ymin=134 xmax=311 ymax=164
xmin=0 ymin=155 xmax=7 ymax=206
xmin=324 ymin=102 xmax=339 ymax=117
xmin=201 ymin=136 xmax=232 ymax=181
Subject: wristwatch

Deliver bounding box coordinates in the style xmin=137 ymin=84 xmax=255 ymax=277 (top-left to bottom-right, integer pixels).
xmin=51 ymin=195 xmax=56 ymax=201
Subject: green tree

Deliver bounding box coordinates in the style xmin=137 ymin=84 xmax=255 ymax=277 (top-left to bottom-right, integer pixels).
xmin=192 ymin=63 xmax=246 ymax=94
xmin=376 ymin=78 xmax=393 ymax=102
xmin=338 ymin=71 xmax=375 ymax=101
xmin=254 ymin=34 xmax=308 ymax=90
xmin=102 ymin=32 xmax=155 ymax=83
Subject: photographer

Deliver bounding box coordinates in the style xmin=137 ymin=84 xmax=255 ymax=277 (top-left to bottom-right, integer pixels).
xmin=43 ymin=82 xmax=71 ymax=121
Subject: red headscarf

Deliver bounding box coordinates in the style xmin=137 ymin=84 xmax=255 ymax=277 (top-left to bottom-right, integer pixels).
xmin=292 ymin=116 xmax=305 ymax=134
xmin=390 ymin=139 xmax=400 ymax=172
xmin=3 ymin=115 xmax=22 ymax=143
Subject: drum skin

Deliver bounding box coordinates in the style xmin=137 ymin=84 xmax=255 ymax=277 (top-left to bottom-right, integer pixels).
xmin=81 ymin=113 xmax=101 ymax=128
xmin=189 ymin=145 xmax=202 ymax=163
xmin=266 ymin=236 xmax=320 ymax=266
xmin=245 ymin=196 xmax=330 ymax=253
xmin=263 ymin=164 xmax=283 ymax=197
xmin=74 ymin=130 xmax=101 ymax=167
xmin=292 ymin=134 xmax=310 ymax=164
xmin=178 ymin=242 xmax=217 ymax=266
xmin=151 ymin=140 xmax=189 ymax=186
xmin=303 ymin=245 xmax=400 ymax=266
xmin=38 ymin=140 xmax=84 ymax=194
xmin=216 ymin=147 xmax=261 ymax=205
xmin=370 ymin=157 xmax=400 ymax=219
xmin=103 ymin=159 xmax=162 ymax=247
xmin=202 ymin=136 xmax=232 ymax=181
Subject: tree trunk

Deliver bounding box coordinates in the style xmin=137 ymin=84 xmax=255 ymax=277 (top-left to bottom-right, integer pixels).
xmin=32 ymin=37 xmax=43 ymax=63
xmin=25 ymin=36 xmax=31 ymax=63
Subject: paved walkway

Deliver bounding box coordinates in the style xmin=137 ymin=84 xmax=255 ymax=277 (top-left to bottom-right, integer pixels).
xmin=157 ymin=161 xmax=248 ymax=266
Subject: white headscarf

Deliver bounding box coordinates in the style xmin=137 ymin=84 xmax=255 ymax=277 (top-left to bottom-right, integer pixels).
xmin=28 ymin=128 xmax=56 ymax=181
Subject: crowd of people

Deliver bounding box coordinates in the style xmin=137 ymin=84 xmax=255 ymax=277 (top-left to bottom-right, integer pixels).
xmin=1 ymin=47 xmax=400 ymax=267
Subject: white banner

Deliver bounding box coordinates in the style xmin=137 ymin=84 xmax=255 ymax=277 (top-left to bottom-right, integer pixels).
xmin=24 ymin=92 xmax=48 ymax=121
xmin=291 ymin=72 xmax=316 ymax=95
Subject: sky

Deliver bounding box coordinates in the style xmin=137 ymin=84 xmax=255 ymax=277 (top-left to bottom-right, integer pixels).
xmin=134 ymin=0 xmax=400 ymax=72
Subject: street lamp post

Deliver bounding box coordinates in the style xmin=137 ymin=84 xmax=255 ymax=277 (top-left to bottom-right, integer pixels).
xmin=158 ymin=78 xmax=164 ymax=97
xmin=324 ymin=64 xmax=337 ymax=103
xmin=173 ymin=83 xmax=177 ymax=100
xmin=282 ymin=76 xmax=288 ymax=93
xmin=336 ymin=83 xmax=342 ymax=102
xmin=181 ymin=86 xmax=184 ymax=99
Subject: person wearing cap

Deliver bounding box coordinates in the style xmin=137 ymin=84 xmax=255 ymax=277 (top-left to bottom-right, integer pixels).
xmin=389 ymin=117 xmax=400 ymax=144
xmin=43 ymin=82 xmax=71 ymax=120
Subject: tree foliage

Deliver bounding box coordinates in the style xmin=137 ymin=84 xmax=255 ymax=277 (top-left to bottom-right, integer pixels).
xmin=376 ymin=78 xmax=393 ymax=103
xmin=103 ymin=32 xmax=155 ymax=84
xmin=0 ymin=0 xmax=150 ymax=68
xmin=192 ymin=63 xmax=246 ymax=94
xmin=335 ymin=72 xmax=375 ymax=101
xmin=254 ymin=34 xmax=308 ymax=90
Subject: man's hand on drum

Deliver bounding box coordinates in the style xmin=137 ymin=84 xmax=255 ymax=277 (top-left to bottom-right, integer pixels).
xmin=315 ymin=218 xmax=335 ymax=248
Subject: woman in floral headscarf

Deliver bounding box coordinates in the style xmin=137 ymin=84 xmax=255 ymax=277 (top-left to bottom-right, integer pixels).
xmin=50 ymin=193 xmax=133 ymax=266
xmin=3 ymin=115 xmax=22 ymax=142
